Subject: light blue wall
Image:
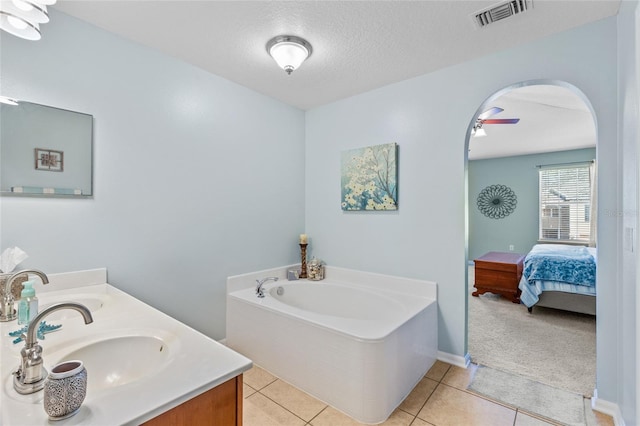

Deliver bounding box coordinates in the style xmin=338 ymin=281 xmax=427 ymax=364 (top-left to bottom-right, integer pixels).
xmin=305 ymin=17 xmax=621 ymax=407
xmin=0 ymin=10 xmax=306 ymax=340
xmin=617 ymin=1 xmax=639 ymax=424
xmin=468 ymin=148 xmax=596 ymax=261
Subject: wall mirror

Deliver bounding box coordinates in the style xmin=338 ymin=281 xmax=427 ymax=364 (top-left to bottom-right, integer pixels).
xmin=1 ymin=100 xmax=93 ymax=196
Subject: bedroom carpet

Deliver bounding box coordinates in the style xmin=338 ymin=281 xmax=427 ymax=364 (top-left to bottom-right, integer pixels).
xmin=468 ymin=365 xmax=586 ymax=425
xmin=468 ymin=269 xmax=596 ymax=397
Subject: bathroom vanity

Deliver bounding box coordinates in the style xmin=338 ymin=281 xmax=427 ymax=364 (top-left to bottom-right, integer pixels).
xmin=1 ymin=268 xmax=251 ymax=425
xmin=143 ymin=375 xmax=242 ymax=425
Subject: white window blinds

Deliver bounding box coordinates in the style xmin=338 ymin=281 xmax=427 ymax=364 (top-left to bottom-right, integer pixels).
xmin=539 ymin=163 xmax=592 ymax=243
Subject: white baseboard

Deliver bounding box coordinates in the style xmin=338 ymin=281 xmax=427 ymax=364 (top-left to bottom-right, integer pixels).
xmin=591 ymin=390 xmax=625 ymax=426
xmin=218 ymin=338 xmax=227 ymax=345
xmin=438 ymin=351 xmax=471 ymax=368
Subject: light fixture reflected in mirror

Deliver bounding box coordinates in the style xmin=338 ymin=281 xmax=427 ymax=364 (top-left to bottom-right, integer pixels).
xmin=267 ymin=35 xmax=312 ymax=75
xmin=0 ymin=95 xmax=19 ymax=105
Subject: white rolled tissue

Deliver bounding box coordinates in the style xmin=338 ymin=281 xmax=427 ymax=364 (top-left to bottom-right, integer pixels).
xmin=0 ymin=247 xmax=28 ymax=273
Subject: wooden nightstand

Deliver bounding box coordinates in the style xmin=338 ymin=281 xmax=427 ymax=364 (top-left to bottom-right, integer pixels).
xmin=473 ymin=251 xmax=525 ymax=303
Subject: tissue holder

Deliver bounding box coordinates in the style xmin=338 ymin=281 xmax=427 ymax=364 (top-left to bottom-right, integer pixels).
xmin=0 ymin=273 xmax=28 ymax=301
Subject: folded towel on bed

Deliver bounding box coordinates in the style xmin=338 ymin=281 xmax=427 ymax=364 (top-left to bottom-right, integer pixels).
xmin=524 ymin=244 xmax=596 ymax=287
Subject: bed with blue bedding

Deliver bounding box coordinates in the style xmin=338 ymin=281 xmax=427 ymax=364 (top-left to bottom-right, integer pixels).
xmin=518 ymin=244 xmax=596 ymax=315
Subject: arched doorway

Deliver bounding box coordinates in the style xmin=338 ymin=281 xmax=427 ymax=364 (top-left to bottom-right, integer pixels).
xmin=464 ymin=80 xmax=598 ymax=397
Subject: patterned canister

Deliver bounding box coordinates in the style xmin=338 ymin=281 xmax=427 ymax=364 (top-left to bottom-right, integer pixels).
xmin=43 ymin=360 xmax=87 ymax=420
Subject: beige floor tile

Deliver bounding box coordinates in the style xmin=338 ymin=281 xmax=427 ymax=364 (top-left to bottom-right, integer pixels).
xmin=261 ymin=379 xmax=327 ymax=421
xmin=417 ymin=384 xmax=515 ymax=426
xmin=441 ymin=363 xmax=478 ymax=390
xmin=425 ymin=360 xmax=451 ymax=382
xmin=243 ymin=365 xmax=277 ymax=390
xmin=584 ymin=404 xmax=615 ymax=426
xmin=584 ymin=398 xmax=614 ymax=426
xmin=398 ymin=376 xmax=439 ymax=415
xmin=244 ymin=383 xmax=257 ymax=399
xmin=515 ymin=411 xmax=557 ymax=425
xmin=244 ymin=392 xmax=306 ymax=426
xmin=310 ymin=406 xmax=414 ymax=426
xmin=410 ymin=418 xmax=435 ymax=426
xmin=592 ymin=410 xmax=615 ymax=426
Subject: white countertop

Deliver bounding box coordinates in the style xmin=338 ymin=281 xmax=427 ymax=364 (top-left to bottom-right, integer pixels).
xmin=1 ymin=268 xmax=252 ymax=425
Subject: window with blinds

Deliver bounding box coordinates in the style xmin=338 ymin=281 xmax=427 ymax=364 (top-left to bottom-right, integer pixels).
xmin=539 ymin=163 xmax=592 ymax=243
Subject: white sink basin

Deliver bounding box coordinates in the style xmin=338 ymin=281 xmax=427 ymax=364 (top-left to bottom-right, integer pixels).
xmin=39 ymin=294 xmax=109 ymax=321
xmin=55 ymin=335 xmax=172 ymax=392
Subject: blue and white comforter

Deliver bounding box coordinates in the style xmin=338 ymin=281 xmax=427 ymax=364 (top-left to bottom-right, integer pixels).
xmin=518 ymin=244 xmax=596 ymax=308
xmin=522 ymin=244 xmax=596 ymax=287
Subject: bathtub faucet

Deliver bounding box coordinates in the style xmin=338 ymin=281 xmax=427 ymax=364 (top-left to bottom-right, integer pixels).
xmin=255 ymin=277 xmax=279 ymax=298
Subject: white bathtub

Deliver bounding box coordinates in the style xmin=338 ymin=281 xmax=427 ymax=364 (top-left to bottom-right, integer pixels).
xmin=226 ymin=267 xmax=437 ymax=424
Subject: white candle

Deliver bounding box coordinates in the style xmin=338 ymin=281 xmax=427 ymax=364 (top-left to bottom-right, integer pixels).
xmin=299 ymin=234 xmax=307 ymax=244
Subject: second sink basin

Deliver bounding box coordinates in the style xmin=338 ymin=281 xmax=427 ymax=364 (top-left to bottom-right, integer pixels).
xmin=39 ymin=294 xmax=109 ymax=321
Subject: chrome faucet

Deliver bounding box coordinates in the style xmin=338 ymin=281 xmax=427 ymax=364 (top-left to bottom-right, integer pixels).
xmin=13 ymin=302 xmax=93 ymax=394
xmin=255 ymin=277 xmax=279 ymax=298
xmin=0 ymin=269 xmax=49 ymax=322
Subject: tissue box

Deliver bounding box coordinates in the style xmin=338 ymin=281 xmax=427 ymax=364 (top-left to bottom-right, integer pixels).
xmin=0 ymin=273 xmax=28 ymax=301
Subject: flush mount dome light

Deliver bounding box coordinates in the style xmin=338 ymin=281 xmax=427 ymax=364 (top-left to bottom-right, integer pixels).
xmin=266 ymin=35 xmax=312 ymax=75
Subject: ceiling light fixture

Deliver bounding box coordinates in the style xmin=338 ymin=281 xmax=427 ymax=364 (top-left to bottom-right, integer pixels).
xmin=9 ymin=0 xmax=49 ymax=23
xmin=0 ymin=0 xmax=55 ymax=41
xmin=266 ymin=35 xmax=312 ymax=75
xmin=472 ymin=122 xmax=487 ymax=138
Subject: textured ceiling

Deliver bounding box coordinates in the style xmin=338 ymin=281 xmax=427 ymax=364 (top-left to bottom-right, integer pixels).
xmin=53 ymin=1 xmax=621 ymax=111
xmin=49 ymin=1 xmax=612 ymax=159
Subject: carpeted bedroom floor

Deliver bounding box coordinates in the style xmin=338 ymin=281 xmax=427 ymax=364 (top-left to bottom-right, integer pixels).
xmin=468 ymin=266 xmax=597 ymax=397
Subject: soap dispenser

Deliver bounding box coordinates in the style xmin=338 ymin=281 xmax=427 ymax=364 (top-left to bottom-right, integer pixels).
xmin=17 ymin=281 xmax=38 ymax=325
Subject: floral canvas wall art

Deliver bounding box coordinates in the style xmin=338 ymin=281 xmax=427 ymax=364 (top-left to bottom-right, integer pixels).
xmin=341 ymin=142 xmax=398 ymax=211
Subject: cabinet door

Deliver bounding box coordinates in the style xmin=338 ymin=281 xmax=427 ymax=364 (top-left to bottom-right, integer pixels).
xmin=144 ymin=375 xmax=242 ymax=426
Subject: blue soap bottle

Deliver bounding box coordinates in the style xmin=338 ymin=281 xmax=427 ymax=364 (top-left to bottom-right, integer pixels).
xmin=17 ymin=281 xmax=38 ymax=325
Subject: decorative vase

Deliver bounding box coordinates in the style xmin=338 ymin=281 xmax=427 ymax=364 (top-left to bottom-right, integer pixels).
xmin=307 ymin=257 xmax=325 ymax=281
xmin=43 ymin=360 xmax=87 ymax=420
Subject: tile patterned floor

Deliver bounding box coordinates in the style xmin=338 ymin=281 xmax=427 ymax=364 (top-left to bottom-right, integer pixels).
xmin=242 ymin=361 xmax=614 ymax=426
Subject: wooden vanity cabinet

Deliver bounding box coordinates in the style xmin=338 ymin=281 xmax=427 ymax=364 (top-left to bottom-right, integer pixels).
xmin=143 ymin=374 xmax=243 ymax=426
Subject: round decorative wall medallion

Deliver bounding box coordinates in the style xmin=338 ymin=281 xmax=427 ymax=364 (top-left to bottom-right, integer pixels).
xmin=477 ymin=184 xmax=517 ymax=219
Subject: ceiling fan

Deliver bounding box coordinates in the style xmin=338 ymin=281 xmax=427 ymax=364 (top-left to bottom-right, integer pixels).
xmin=473 ymin=107 xmax=520 ymax=137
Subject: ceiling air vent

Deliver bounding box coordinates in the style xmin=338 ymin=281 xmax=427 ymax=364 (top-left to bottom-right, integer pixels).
xmin=473 ymin=0 xmax=531 ymax=28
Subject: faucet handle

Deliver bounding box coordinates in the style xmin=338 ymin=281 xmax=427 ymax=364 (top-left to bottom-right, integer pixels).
xmin=0 ymin=298 xmax=16 ymax=322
